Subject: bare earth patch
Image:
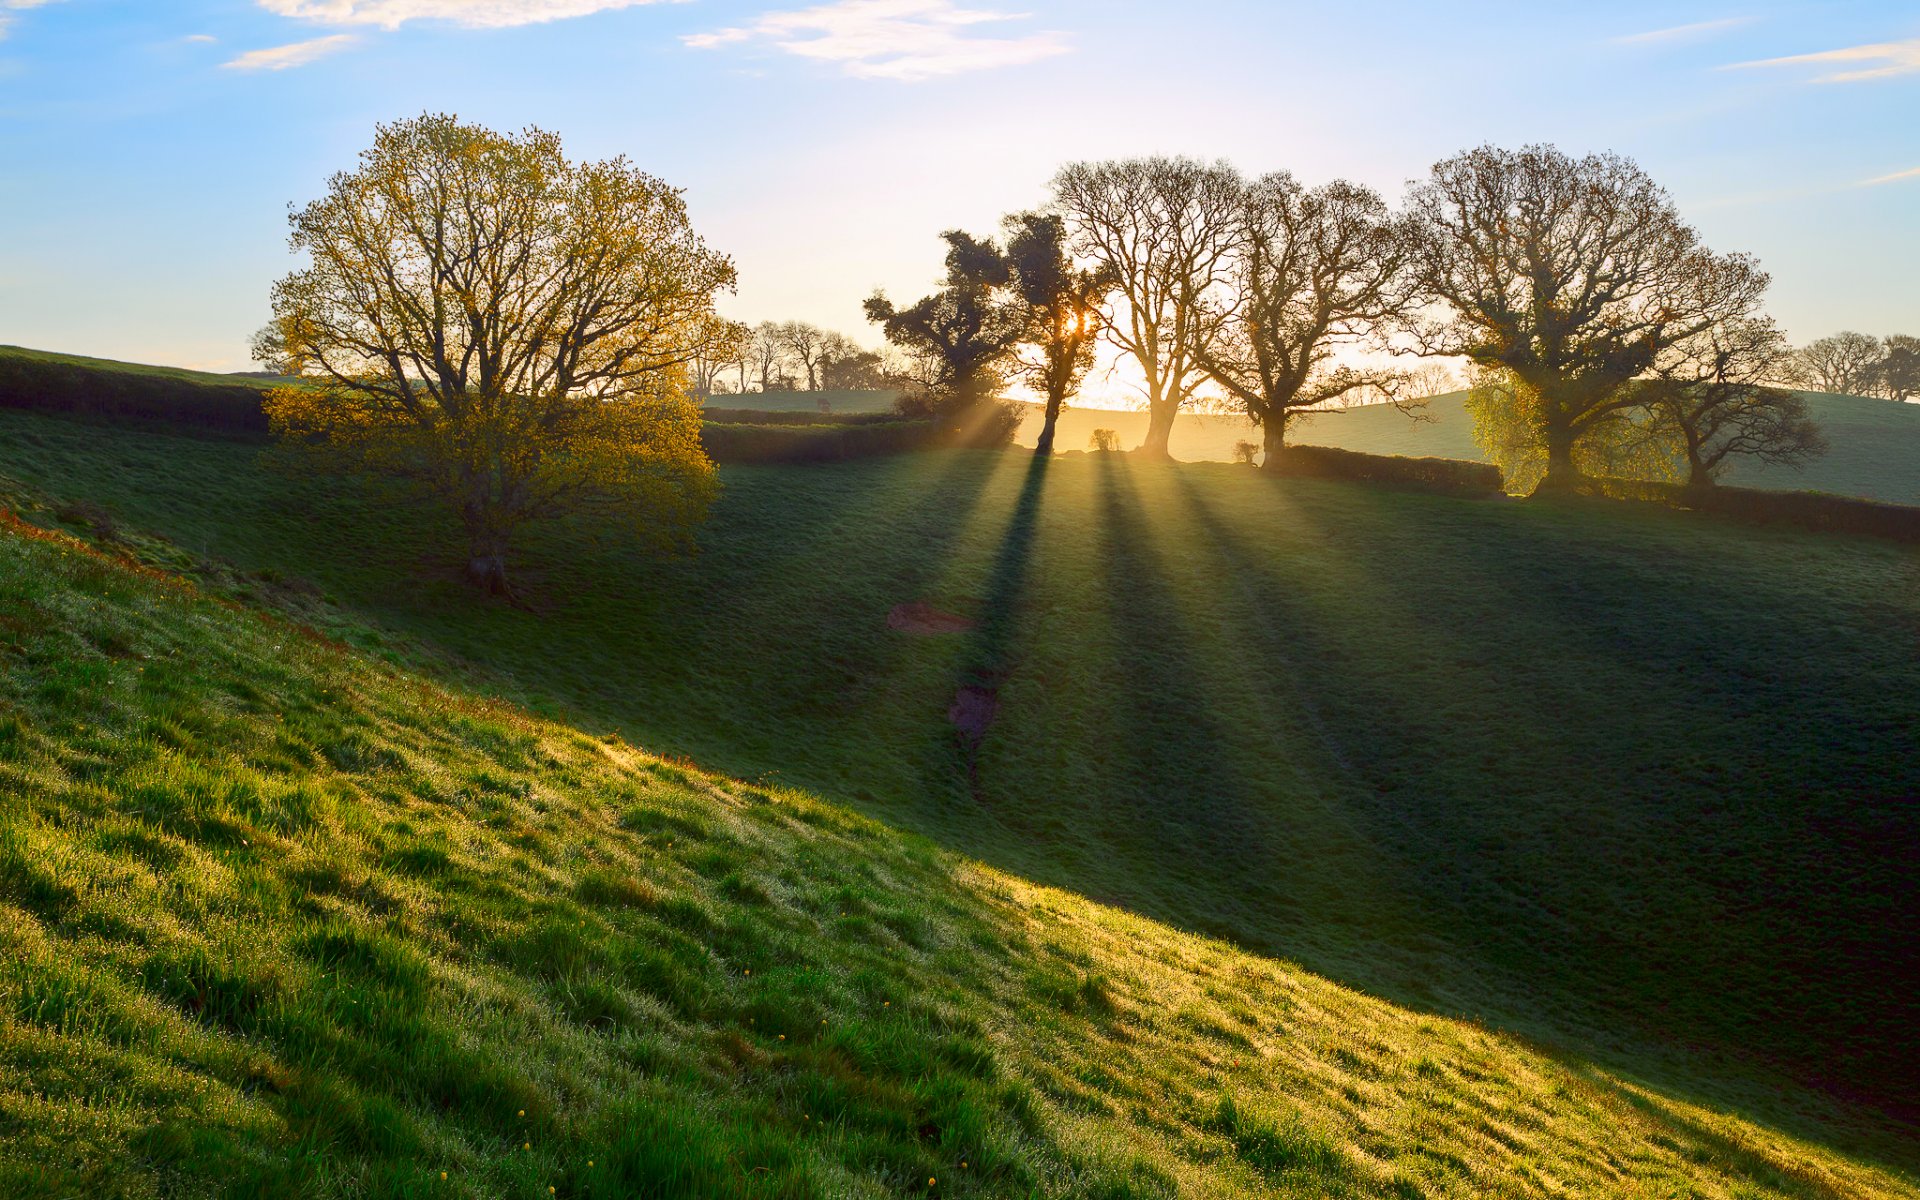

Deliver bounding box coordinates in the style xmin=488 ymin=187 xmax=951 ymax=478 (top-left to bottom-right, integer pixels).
xmin=887 ymin=601 xmax=977 ymax=635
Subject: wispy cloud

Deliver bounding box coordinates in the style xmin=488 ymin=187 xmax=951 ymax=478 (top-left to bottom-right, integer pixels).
xmin=256 ymin=0 xmax=670 ymax=29
xmin=1729 ymin=37 xmax=1920 ymax=83
xmin=686 ymin=0 xmax=1070 ymax=81
xmin=1859 ymin=165 xmax=1920 ymax=187
xmin=1613 ymin=16 xmax=1752 ymax=46
xmin=223 ymin=33 xmax=357 ymax=70
xmin=184 ymin=33 xmax=219 ymax=44
xmin=0 ymin=0 xmax=65 ymax=40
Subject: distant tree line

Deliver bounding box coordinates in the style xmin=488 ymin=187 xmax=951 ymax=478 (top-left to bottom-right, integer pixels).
xmin=692 ymin=321 xmax=915 ymax=412
xmin=1786 ymin=332 xmax=1920 ymax=402
xmin=872 ymin=143 xmax=1839 ymax=491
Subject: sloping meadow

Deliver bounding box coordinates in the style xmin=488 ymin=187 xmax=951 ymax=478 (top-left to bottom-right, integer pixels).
xmin=1 ymin=509 xmax=1914 ymax=1197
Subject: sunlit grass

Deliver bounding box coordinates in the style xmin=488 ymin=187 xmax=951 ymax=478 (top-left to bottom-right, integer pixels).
xmin=1 ymin=406 xmax=1916 ymax=1181
xmin=2 ymin=519 xmax=1916 ymax=1197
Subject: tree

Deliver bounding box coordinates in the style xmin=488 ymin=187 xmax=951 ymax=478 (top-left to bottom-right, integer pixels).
xmin=1053 ymin=157 xmax=1243 ymax=458
xmin=747 ymin=322 xmax=789 ymax=392
xmin=1790 ymin=331 xmax=1884 ymax=395
xmin=1003 ymin=212 xmax=1114 ymax=456
xmin=819 ymin=331 xmax=890 ymax=391
xmin=1191 ymin=172 xmax=1417 ymax=464
xmin=1466 ymin=369 xmax=1679 ymax=495
xmin=690 ymin=325 xmax=748 ymax=400
xmin=865 ymin=229 xmax=1026 ymax=445
xmin=1870 ymin=334 xmax=1920 ymax=402
xmin=259 ymin=114 xmax=732 ymax=596
xmin=1646 ymin=317 xmax=1825 ymax=486
xmin=1406 ymin=144 xmax=1768 ymax=490
xmin=775 ymin=321 xmax=832 ymax=391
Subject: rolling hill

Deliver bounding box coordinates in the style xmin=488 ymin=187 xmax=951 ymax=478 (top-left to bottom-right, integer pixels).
xmin=3 ymin=458 xmax=1917 ymax=1198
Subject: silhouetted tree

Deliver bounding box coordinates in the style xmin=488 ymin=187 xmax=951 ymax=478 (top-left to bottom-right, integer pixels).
xmin=1407 ymin=145 xmax=1768 ymax=490
xmin=1192 ymin=173 xmax=1417 ymax=465
xmin=747 ymin=322 xmax=789 ymax=392
xmin=1053 ymin=157 xmax=1242 ymax=458
xmin=1003 ymin=212 xmax=1115 ymax=456
xmin=776 ymin=321 xmax=831 ymax=391
xmin=865 ymin=230 xmax=1025 ymax=445
xmin=820 ymin=331 xmax=891 ymax=391
xmin=1789 ymin=331 xmax=1883 ymax=395
xmin=1647 ymin=318 xmax=1826 ymax=486
xmin=259 ymin=114 xmax=729 ymax=596
xmin=1871 ymin=334 xmax=1920 ymax=402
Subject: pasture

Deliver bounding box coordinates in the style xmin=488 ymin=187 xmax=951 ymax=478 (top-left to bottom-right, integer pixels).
xmin=2 ymin=404 xmax=1915 ymax=1174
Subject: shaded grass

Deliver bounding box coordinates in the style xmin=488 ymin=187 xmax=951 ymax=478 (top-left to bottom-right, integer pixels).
xmin=1 ymin=406 xmax=1917 ymax=1169
xmin=1 ymin=519 xmax=1915 ymax=1197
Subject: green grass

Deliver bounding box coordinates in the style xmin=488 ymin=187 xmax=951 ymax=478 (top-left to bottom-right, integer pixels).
xmin=3 ymin=464 xmax=1918 ymax=1198
xmin=1017 ymin=392 xmax=1920 ymax=503
xmin=0 ymin=344 xmax=275 ymax=390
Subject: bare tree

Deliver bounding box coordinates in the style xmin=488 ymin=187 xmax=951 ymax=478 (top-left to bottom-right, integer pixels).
xmin=776 ymin=321 xmax=831 ymax=391
xmin=1406 ymin=144 xmax=1768 ymax=490
xmin=1004 ymin=211 xmax=1115 ymax=456
xmin=747 ymin=322 xmax=789 ymax=393
xmin=1789 ymin=331 xmax=1884 ymax=395
xmin=1053 ymin=157 xmax=1243 ymax=458
xmin=1874 ymin=334 xmax=1920 ymax=402
xmin=1647 ymin=317 xmax=1825 ymax=486
xmin=690 ymin=323 xmax=747 ymax=400
xmin=1192 ymin=173 xmax=1417 ymax=464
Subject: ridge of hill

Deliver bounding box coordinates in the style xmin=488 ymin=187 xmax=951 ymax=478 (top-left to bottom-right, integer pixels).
xmin=2 ymin=491 xmax=1916 ymax=1198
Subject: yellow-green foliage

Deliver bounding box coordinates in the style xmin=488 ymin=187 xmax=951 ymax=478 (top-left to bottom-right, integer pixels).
xmin=2 ymin=520 xmax=1914 ymax=1198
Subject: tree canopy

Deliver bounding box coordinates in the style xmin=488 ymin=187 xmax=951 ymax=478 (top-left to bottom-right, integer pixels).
xmin=260 ymin=114 xmax=736 ymax=595
xmin=1407 ymin=145 xmax=1769 ymax=489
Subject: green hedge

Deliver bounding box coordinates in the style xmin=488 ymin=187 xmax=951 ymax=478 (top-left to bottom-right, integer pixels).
xmin=699 ymin=419 xmax=941 ymax=464
xmin=1267 ymin=444 xmax=1504 ymax=495
xmin=699 ymin=408 xmax=904 ymax=428
xmin=0 ymin=347 xmax=274 ymax=437
xmin=1581 ymin=477 xmax=1920 ymax=542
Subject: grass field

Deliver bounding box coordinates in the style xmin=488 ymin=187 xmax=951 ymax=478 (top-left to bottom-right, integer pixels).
xmin=1017 ymin=393 xmax=1920 ymax=504
xmin=2 ymin=403 xmax=1916 ymax=1176
xmin=4 ymin=449 xmax=1919 ymax=1198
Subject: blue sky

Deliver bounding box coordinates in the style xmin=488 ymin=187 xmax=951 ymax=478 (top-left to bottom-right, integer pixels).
xmin=0 ymin=0 xmax=1915 ymax=372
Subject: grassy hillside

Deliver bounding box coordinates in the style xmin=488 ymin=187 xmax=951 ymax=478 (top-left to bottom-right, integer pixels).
xmin=2 ymin=406 xmax=1915 ymax=1167
xmin=4 ymin=486 xmax=1918 ymax=1198
xmin=1016 ymin=392 xmax=1920 ymax=504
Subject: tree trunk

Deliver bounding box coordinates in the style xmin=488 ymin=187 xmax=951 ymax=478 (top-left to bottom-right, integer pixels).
xmin=1035 ymin=387 xmax=1065 ymax=457
xmin=466 ymin=549 xmax=510 ymax=596
xmin=1138 ymin=397 xmax=1177 ymax=459
xmin=1536 ymin=429 xmax=1581 ymax=492
xmin=1686 ymin=455 xmax=1714 ymax=489
xmin=1259 ymin=414 xmax=1288 ymax=468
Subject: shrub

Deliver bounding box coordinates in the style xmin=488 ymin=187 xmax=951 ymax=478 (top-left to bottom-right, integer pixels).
xmin=1090 ymin=429 xmax=1120 ymax=453
xmin=1266 ymin=444 xmax=1502 ymax=495
xmin=1579 ymin=477 xmax=1920 ymax=542
xmin=699 ymin=408 xmax=903 ymax=428
xmin=699 ymin=418 xmax=942 ymax=464
xmin=1232 ymin=440 xmax=1260 ymax=466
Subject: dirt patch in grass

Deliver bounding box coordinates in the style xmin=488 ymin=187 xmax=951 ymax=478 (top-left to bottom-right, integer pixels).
xmin=887 ymin=600 xmax=976 ymax=635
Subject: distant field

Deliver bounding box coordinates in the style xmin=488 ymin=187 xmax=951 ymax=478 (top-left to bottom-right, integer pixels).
xmin=3 ymin=405 xmax=1915 ymax=1172
xmin=1017 ymin=392 xmax=1920 ymax=504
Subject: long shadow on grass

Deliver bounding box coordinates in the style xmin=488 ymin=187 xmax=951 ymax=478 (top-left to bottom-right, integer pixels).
xmin=1162 ymin=465 xmax=1920 ymax=1161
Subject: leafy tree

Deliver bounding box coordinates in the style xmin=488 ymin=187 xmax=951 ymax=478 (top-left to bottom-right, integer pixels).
xmin=747 ymin=322 xmax=791 ymax=392
xmin=1790 ymin=331 xmax=1884 ymax=395
xmin=865 ymin=230 xmax=1026 ymax=446
xmin=259 ymin=114 xmax=733 ymax=596
xmin=1871 ymin=334 xmax=1920 ymax=402
xmin=1407 ymin=144 xmax=1768 ymax=490
xmin=1053 ymin=157 xmax=1243 ymax=458
xmin=1192 ymin=172 xmax=1417 ymax=465
xmin=1466 ymin=369 xmax=1678 ymax=495
xmin=819 ymin=332 xmax=891 ymax=392
xmin=1003 ymin=212 xmax=1115 ymax=456
xmin=1646 ymin=318 xmax=1825 ymax=486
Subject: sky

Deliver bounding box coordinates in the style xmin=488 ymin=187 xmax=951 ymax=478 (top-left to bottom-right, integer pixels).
xmin=0 ymin=0 xmax=1916 ymax=381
